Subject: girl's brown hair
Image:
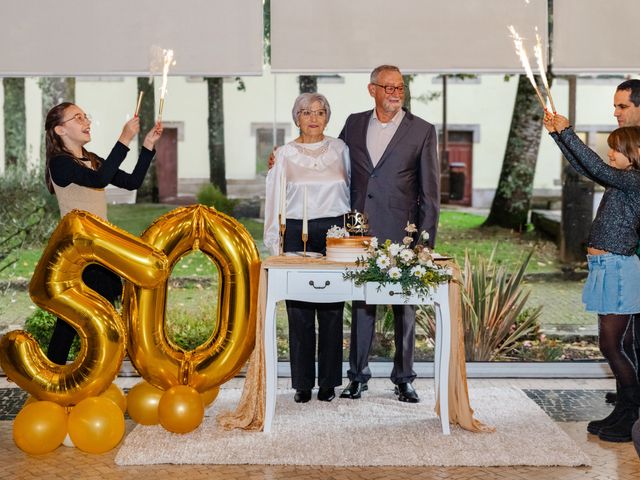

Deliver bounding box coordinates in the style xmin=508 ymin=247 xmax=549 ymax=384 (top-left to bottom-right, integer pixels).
xmin=44 ymin=102 xmax=100 ymax=193
xmin=607 ymin=126 xmax=640 ymax=170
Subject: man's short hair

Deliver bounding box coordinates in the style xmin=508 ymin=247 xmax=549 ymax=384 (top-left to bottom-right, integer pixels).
xmin=616 ymin=79 xmax=640 ymax=107
xmin=370 ymin=65 xmax=402 ymax=84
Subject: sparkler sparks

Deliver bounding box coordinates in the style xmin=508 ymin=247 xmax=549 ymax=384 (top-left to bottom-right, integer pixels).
xmin=507 ymin=25 xmax=547 ymax=110
xmin=534 ymin=27 xmax=556 ymax=113
xmin=157 ymin=48 xmax=175 ymax=121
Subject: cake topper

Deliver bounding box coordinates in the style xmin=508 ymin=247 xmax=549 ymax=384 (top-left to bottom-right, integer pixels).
xmin=345 ymin=211 xmax=369 ymax=236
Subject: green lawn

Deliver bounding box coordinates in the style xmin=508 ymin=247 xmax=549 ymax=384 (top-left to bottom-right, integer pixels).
xmin=437 ymin=210 xmax=559 ymax=273
xmin=1 ymin=205 xmax=559 ymax=280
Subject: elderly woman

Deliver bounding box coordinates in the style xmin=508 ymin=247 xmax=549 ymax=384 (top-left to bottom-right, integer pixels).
xmin=264 ymin=93 xmax=350 ymax=403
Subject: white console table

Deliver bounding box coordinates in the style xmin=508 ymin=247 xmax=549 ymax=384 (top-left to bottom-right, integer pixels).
xmin=262 ymin=259 xmax=452 ymax=435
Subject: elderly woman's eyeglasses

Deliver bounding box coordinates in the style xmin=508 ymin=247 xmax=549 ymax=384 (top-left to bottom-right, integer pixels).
xmin=373 ymin=84 xmax=405 ymax=94
xmin=298 ymin=109 xmax=327 ymax=119
xmin=61 ymin=113 xmax=92 ymax=125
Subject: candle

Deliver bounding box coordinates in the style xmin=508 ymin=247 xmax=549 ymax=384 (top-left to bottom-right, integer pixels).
xmin=279 ymin=169 xmax=287 ymax=226
xmin=302 ymin=186 xmax=308 ymax=235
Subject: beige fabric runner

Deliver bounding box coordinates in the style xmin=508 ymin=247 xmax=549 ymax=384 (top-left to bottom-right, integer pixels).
xmin=218 ymin=256 xmax=493 ymax=433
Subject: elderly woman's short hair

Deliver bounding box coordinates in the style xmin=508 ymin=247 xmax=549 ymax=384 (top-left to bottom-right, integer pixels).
xmin=291 ymin=93 xmax=332 ymax=126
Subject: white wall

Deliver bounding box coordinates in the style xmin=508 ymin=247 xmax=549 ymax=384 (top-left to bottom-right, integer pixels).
xmin=1 ymin=73 xmax=635 ymax=207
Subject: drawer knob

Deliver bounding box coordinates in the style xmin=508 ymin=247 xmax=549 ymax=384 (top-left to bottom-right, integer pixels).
xmin=388 ymin=291 xmax=404 ymax=296
xmin=309 ymin=280 xmax=331 ymax=289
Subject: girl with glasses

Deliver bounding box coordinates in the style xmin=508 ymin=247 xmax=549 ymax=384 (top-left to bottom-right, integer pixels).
xmin=545 ymin=112 xmax=640 ymax=443
xmin=43 ymin=102 xmax=163 ymax=365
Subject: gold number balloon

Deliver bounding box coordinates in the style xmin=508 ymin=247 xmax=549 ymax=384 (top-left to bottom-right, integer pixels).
xmin=0 ymin=211 xmax=168 ymax=406
xmin=124 ymin=205 xmax=260 ymax=393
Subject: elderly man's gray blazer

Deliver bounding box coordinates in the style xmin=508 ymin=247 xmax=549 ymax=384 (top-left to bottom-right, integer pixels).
xmin=339 ymin=107 xmax=440 ymax=386
xmin=339 ymin=108 xmax=440 ymax=245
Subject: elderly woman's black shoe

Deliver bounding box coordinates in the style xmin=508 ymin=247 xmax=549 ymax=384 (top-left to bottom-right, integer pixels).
xmin=294 ymin=389 xmax=312 ymax=403
xmin=317 ymin=387 xmax=335 ymax=402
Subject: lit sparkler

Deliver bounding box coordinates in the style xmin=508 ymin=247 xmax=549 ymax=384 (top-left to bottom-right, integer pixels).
xmin=507 ymin=25 xmax=547 ymax=110
xmin=534 ymin=27 xmax=556 ymax=113
xmin=134 ymin=91 xmax=144 ymax=117
xmin=158 ymin=48 xmax=175 ymax=121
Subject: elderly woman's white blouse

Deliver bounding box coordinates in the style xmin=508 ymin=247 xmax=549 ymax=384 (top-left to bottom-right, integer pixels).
xmin=264 ymin=137 xmax=351 ymax=256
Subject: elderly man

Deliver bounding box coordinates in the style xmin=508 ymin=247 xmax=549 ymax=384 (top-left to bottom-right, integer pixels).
xmin=338 ymin=65 xmax=440 ymax=403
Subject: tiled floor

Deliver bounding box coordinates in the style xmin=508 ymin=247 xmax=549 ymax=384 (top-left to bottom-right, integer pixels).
xmin=0 ymin=378 xmax=638 ymax=480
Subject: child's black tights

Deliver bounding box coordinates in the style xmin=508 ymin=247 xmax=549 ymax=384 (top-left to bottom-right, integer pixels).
xmin=599 ymin=314 xmax=638 ymax=387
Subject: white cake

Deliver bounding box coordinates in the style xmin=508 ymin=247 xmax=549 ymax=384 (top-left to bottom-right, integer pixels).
xmin=326 ymin=236 xmax=372 ymax=263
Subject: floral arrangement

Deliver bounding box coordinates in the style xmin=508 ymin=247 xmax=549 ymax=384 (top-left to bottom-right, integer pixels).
xmin=343 ymin=222 xmax=451 ymax=298
xmin=326 ymin=225 xmax=349 ymax=239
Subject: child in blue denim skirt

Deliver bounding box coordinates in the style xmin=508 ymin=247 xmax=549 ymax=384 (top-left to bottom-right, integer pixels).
xmin=545 ymin=112 xmax=640 ymax=443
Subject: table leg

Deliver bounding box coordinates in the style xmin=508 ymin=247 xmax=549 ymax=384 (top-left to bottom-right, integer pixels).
xmin=263 ymin=294 xmax=278 ymax=433
xmin=434 ymin=284 xmax=451 ymax=435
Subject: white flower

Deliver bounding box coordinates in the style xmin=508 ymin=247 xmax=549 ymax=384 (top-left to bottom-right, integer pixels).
xmin=326 ymin=225 xmax=349 ymax=239
xmin=388 ymin=267 xmax=401 ymax=279
xmin=388 ymin=243 xmax=402 ymax=257
xmin=376 ymin=255 xmax=391 ymax=269
xmin=420 ymin=230 xmax=430 ymax=241
xmin=402 ymin=235 xmax=413 ymax=246
xmin=411 ymin=265 xmax=426 ymax=277
xmin=399 ymin=249 xmax=415 ymax=263
xmin=369 ymin=237 xmax=378 ymax=249
xmin=405 ymin=222 xmax=418 ymax=233
xmin=418 ymin=250 xmax=432 ymax=265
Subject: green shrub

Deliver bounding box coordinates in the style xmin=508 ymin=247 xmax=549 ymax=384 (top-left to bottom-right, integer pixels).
xmin=0 ymin=167 xmax=58 ymax=272
xmin=196 ymin=183 xmax=238 ymax=216
xmin=24 ymin=308 xmax=80 ymax=361
xmin=416 ymin=246 xmax=542 ymax=361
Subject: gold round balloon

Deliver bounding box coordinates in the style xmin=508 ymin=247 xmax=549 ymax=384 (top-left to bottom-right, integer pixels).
xmin=13 ymin=401 xmax=68 ymax=455
xmin=99 ymin=383 xmax=127 ymax=413
xmin=126 ymin=380 xmax=163 ymax=425
xmin=68 ymin=396 xmax=125 ymax=454
xmin=201 ymin=386 xmax=220 ymax=407
xmin=124 ymin=205 xmax=260 ymax=397
xmin=0 ymin=210 xmax=168 ymax=406
xmin=158 ymin=385 xmax=204 ymax=434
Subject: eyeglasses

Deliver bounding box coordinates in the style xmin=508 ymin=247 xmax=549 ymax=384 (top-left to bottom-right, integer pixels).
xmin=372 ymin=84 xmax=405 ymax=94
xmin=61 ymin=113 xmax=92 ymax=125
xmin=298 ymin=109 xmax=327 ymax=119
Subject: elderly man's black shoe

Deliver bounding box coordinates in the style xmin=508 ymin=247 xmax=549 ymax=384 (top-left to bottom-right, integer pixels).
xmin=294 ymin=389 xmax=312 ymax=403
xmin=394 ymin=382 xmax=420 ymax=403
xmin=339 ymin=381 xmax=368 ymax=399
xmin=317 ymin=387 xmax=335 ymax=402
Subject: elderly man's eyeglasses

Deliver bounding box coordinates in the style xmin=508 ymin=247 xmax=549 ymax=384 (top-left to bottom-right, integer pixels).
xmin=61 ymin=113 xmax=92 ymax=125
xmin=298 ymin=109 xmax=327 ymax=119
xmin=373 ymin=84 xmax=405 ymax=94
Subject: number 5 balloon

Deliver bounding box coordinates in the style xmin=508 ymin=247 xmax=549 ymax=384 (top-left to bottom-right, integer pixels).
xmin=0 ymin=210 xmax=168 ymax=406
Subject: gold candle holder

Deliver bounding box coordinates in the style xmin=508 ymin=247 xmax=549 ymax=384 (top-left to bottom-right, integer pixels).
xmin=302 ymin=233 xmax=308 ymax=257
xmin=278 ymin=214 xmax=286 ymax=256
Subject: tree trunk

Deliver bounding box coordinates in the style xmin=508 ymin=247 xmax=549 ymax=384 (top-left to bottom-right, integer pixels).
xmin=298 ymin=76 xmax=317 ymax=93
xmin=136 ymin=77 xmax=159 ymax=203
xmin=484 ymin=75 xmax=544 ymax=230
xmin=2 ymin=78 xmax=26 ymax=171
xmin=38 ymin=78 xmax=75 ymax=165
xmin=402 ymin=74 xmax=413 ymax=112
xmin=207 ymin=77 xmax=226 ymax=194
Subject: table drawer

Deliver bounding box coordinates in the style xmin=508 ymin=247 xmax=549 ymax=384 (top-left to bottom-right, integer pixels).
xmin=287 ymin=271 xmax=351 ymax=297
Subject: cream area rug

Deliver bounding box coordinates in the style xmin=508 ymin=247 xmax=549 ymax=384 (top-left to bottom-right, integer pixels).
xmin=115 ymin=381 xmax=590 ymax=467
